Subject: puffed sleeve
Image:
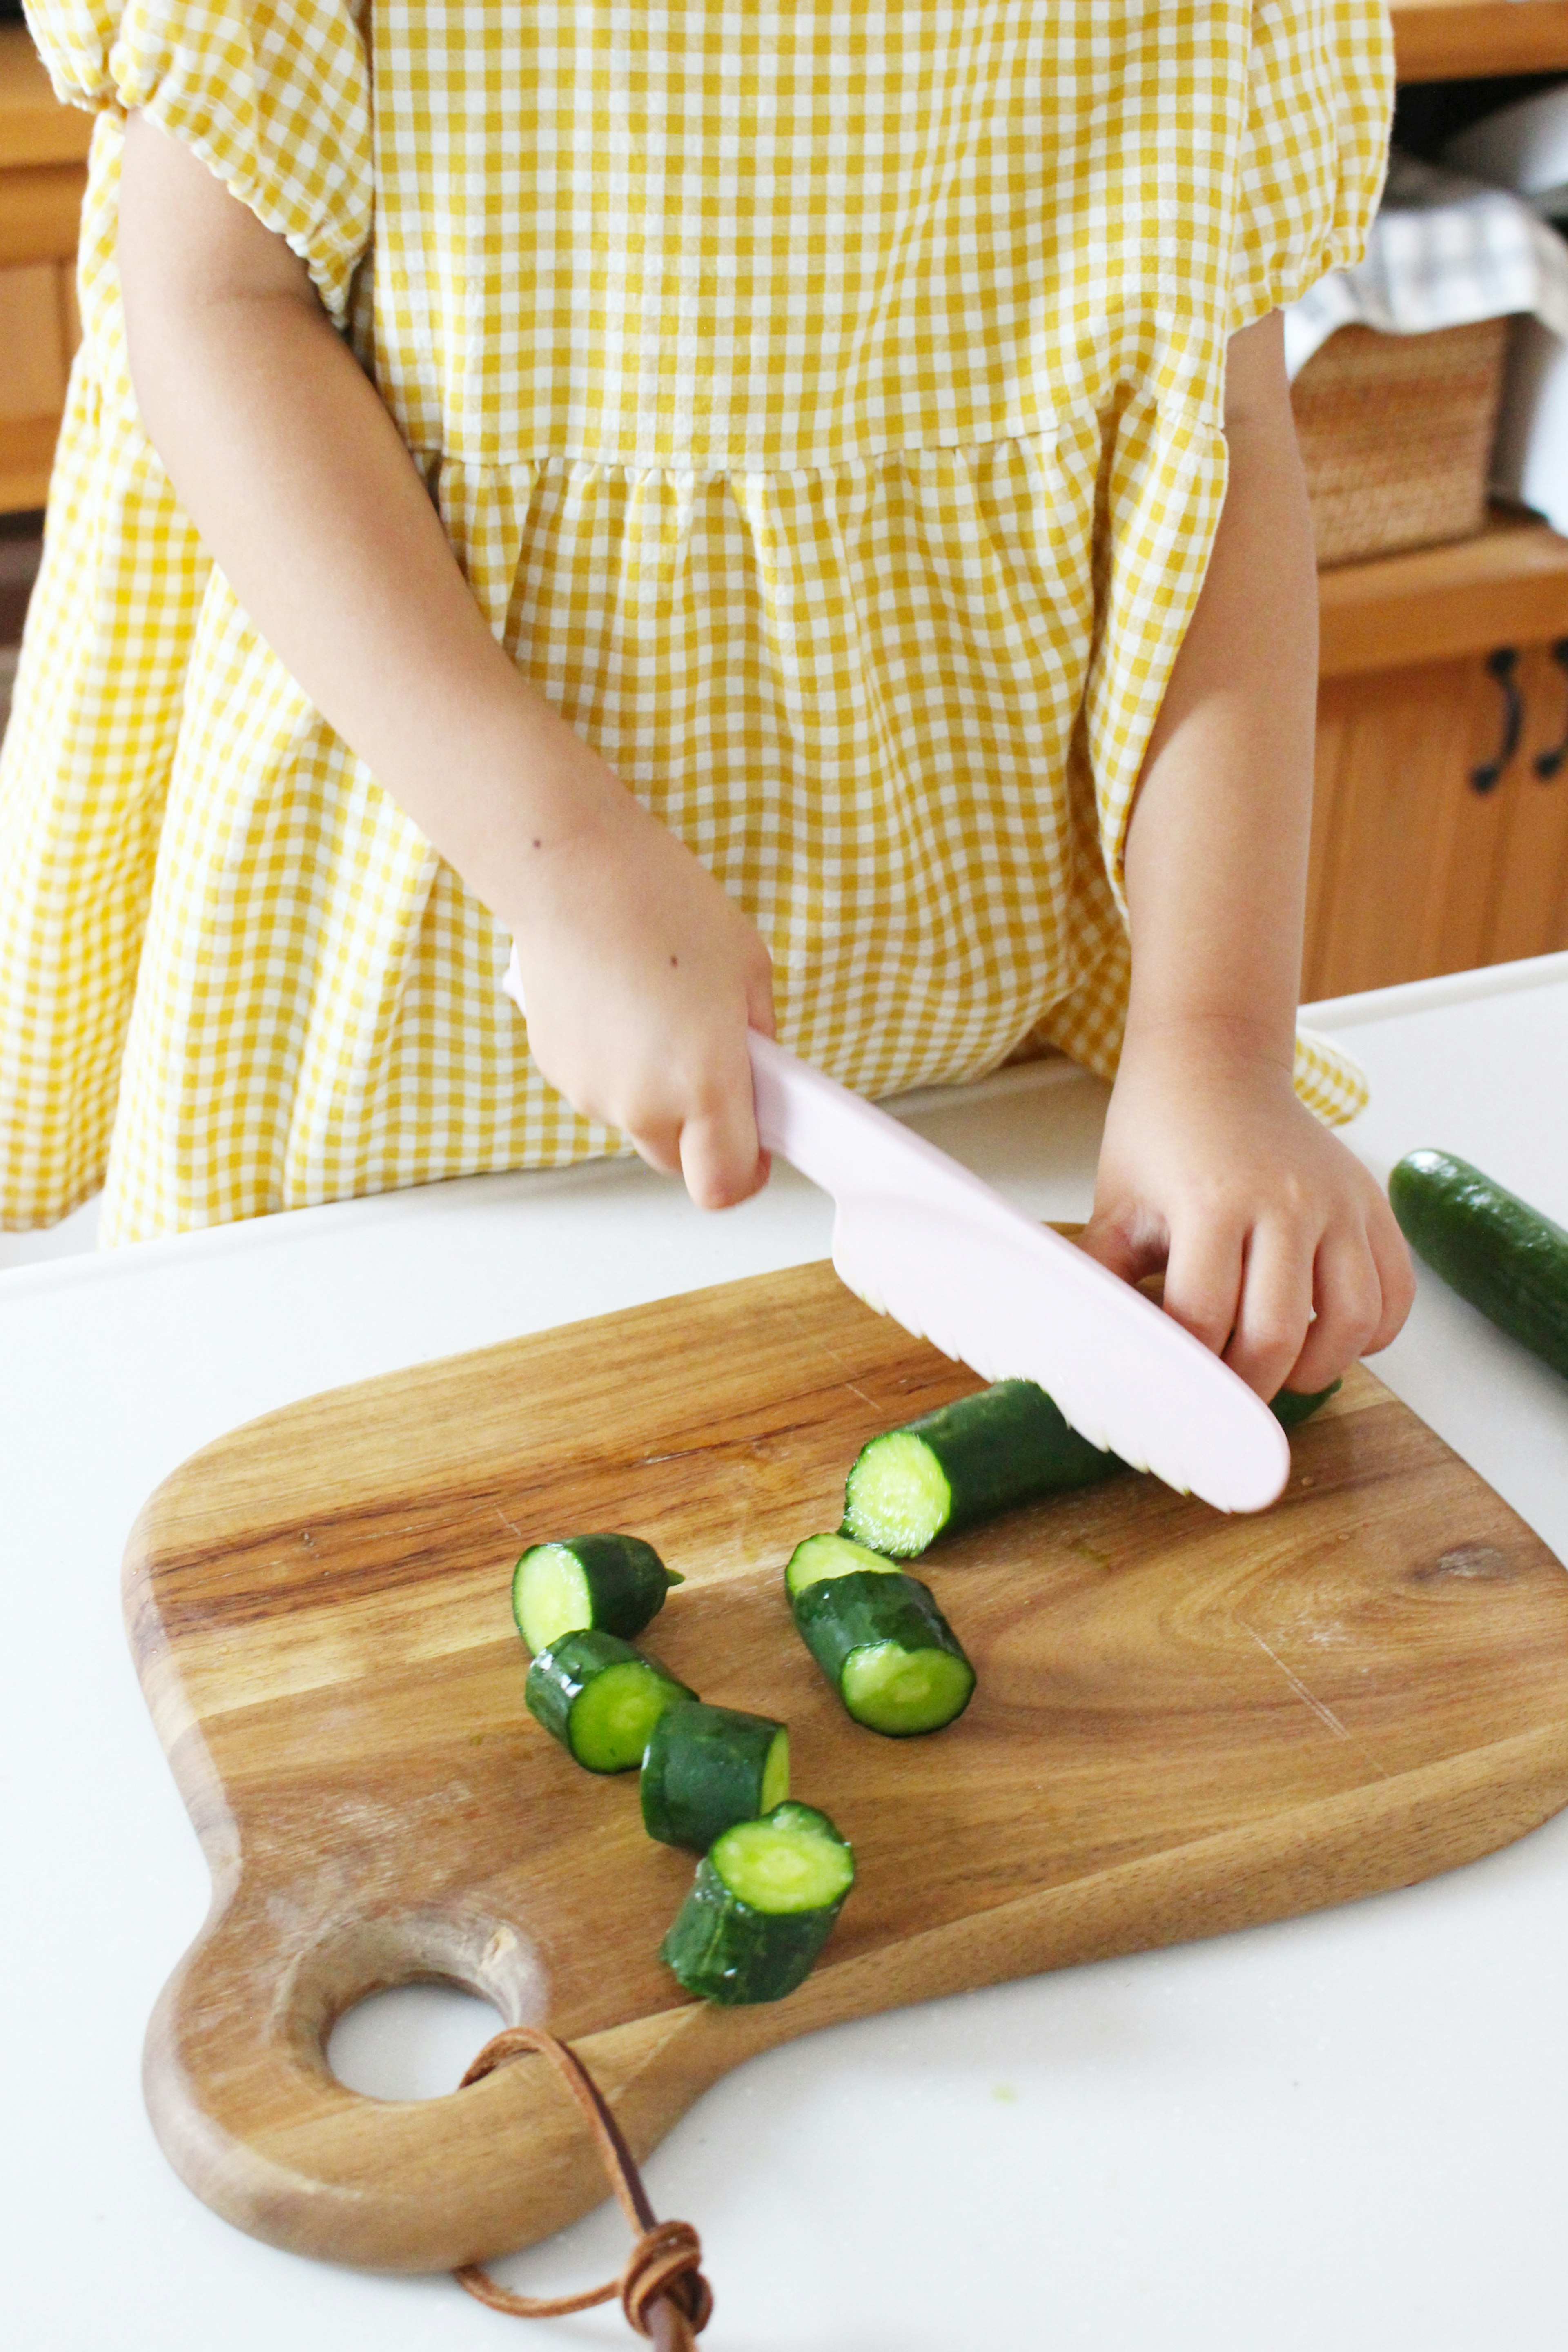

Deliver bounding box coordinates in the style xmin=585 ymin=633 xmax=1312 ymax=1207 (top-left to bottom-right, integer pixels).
xmin=22 ymin=0 xmax=371 ymax=321
xmin=1227 ymin=0 xmax=1395 ymax=335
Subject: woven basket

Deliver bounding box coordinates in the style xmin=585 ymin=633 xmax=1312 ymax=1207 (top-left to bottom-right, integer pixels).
xmin=1291 ymin=316 xmax=1511 ymax=567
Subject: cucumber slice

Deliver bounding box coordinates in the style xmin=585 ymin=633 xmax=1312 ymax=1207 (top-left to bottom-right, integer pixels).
xmin=525 ymin=1630 xmax=695 ymax=1773
xmin=1390 ymin=1148 xmax=1568 ymax=1381
xmin=792 ymin=1567 xmax=975 ymax=1736
xmin=784 ymin=1530 xmax=902 ymax=1600
xmin=839 ymin=1640 xmax=975 ymax=1736
xmin=842 ymin=1379 xmax=1119 ymax=1557
xmin=641 ymin=1700 xmax=791 ymax=1853
xmin=512 ymin=1532 xmax=682 ymax=1654
xmin=660 ymin=1801 xmax=855 ymax=2004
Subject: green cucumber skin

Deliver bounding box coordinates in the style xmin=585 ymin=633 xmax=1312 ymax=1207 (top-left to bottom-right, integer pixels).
xmin=641 ymin=1701 xmax=786 ymax=1853
xmin=792 ymin=1568 xmax=975 ymax=1733
xmin=660 ymin=1855 xmax=845 ymax=2004
xmin=1390 ymin=1149 xmax=1568 ymax=1381
xmin=843 ymin=1374 xmax=1337 ymax=1560
xmin=523 ymin=1630 xmax=692 ymax=1769
xmin=843 ymin=1379 xmax=1119 ymax=1554
xmin=1269 ymin=1379 xmax=1341 ymax=1430
xmin=512 ymin=1532 xmax=678 ymax=1646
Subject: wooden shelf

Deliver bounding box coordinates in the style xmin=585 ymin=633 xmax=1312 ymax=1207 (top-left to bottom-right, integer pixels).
xmin=1392 ymin=1 xmax=1568 ymax=83
xmin=1319 ymin=512 xmax=1568 ymax=676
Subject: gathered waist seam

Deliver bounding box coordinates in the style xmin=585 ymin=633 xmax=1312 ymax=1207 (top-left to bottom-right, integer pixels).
xmin=409 ymin=396 xmax=1225 ymax=486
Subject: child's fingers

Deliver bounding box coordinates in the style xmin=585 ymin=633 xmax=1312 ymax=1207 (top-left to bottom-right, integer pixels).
xmin=1075 ymin=1204 xmax=1166 ymax=1287
xmin=624 ymin=1120 xmax=684 ymax=1180
xmin=745 ymin=963 xmax=777 ymax=1042
xmin=1221 ymin=1218 xmax=1317 ymax=1399
xmin=1160 ymin=1215 xmax=1246 ymax=1361
xmin=677 ymin=1069 xmax=768 ymax=1210
xmin=1285 ymin=1224 xmax=1389 ymax=1394
xmin=1363 ymin=1194 xmax=1417 ymax=1355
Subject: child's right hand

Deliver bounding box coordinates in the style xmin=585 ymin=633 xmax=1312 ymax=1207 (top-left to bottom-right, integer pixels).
xmin=508 ymin=771 xmax=775 ymax=1210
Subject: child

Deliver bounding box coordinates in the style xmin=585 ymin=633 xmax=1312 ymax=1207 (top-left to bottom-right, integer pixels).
xmin=1 ymin=0 xmax=1412 ymax=1401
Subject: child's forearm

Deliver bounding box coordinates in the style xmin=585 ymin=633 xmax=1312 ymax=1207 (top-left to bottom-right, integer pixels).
xmin=1120 ymin=309 xmax=1316 ymax=1069
xmin=117 ymin=110 xmax=609 ymax=932
xmin=1081 ymin=310 xmax=1412 ymax=1394
xmin=118 ymin=111 xmax=774 ymax=1208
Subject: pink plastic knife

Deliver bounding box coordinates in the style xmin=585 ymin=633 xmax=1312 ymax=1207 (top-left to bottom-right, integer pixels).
xmin=503 ymin=949 xmax=1289 ymax=1512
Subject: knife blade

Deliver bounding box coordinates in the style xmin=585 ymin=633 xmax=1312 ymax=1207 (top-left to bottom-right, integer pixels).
xmin=747 ymin=1033 xmax=1289 ymax=1515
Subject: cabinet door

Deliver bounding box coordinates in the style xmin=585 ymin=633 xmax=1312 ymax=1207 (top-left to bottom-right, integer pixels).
xmin=1485 ymin=640 xmax=1568 ymax=967
xmin=1305 ymin=654 xmax=1519 ymax=1000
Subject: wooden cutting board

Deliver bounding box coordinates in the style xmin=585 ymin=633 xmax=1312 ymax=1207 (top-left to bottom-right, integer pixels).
xmin=125 ymin=1258 xmax=1568 ymax=2274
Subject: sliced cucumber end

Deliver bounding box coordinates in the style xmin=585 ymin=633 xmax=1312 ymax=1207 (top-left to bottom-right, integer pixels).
xmin=784 ymin=1529 xmax=902 ymax=1598
xmin=842 ymin=1432 xmax=952 ymax=1557
xmin=759 ymin=1726 xmax=791 ymax=1814
xmin=513 ymin=1543 xmax=593 ymax=1653
xmin=570 ymin=1659 xmax=690 ymax=1773
xmin=840 ymin=1639 xmax=975 ymax=1736
xmin=710 ymin=1802 xmax=854 ymax=1913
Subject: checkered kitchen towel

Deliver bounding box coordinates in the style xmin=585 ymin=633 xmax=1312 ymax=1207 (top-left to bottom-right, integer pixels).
xmin=1283 ymin=151 xmax=1568 ymax=377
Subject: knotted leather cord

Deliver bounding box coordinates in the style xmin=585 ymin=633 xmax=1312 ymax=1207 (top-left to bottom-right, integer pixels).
xmin=452 ymin=2025 xmax=713 ymax=2350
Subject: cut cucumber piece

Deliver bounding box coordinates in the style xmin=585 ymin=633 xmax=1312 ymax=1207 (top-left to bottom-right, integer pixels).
xmin=839 ymin=1641 xmax=975 ymax=1736
xmin=842 ymin=1379 xmax=1119 ymax=1557
xmin=1391 ymin=1148 xmax=1568 ymax=1381
xmin=784 ymin=1530 xmax=902 ymax=1600
xmin=525 ymin=1630 xmax=695 ymax=1773
xmin=660 ymin=1801 xmax=855 ymax=2004
xmin=1270 ymin=1379 xmax=1341 ymax=1430
xmin=792 ymin=1567 xmax=975 ymax=1736
xmin=512 ymin=1532 xmax=682 ymax=1655
xmin=641 ymin=1700 xmax=791 ymax=1853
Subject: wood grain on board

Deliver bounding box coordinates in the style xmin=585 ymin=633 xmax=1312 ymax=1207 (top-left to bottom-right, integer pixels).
xmin=125 ymin=1258 xmax=1568 ymax=2272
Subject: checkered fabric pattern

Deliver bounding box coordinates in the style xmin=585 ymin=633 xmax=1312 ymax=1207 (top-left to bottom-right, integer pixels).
xmin=2 ymin=0 xmax=1391 ymax=1242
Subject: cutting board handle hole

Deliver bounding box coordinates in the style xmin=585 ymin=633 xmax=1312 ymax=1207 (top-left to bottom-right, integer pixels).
xmin=328 ymin=1982 xmax=506 ymax=2103
xmin=292 ymin=1909 xmax=547 ymax=2105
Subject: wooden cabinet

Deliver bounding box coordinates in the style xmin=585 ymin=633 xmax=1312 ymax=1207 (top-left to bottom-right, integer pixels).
xmin=1306 ymin=520 xmax=1568 ymax=998
xmin=0 ymin=25 xmax=89 ymax=514
xmin=1307 ymin=646 xmax=1568 ymax=996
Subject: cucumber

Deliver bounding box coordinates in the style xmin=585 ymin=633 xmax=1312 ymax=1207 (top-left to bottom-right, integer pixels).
xmin=784 ymin=1530 xmax=902 ymax=1601
xmin=525 ymin=1630 xmax=695 ymax=1773
xmin=1391 ymin=1148 xmax=1568 ymax=1380
xmin=660 ymin=1801 xmax=855 ymax=2004
xmin=1270 ymin=1379 xmax=1341 ymax=1429
xmin=641 ymin=1700 xmax=791 ymax=1853
xmin=792 ymin=1567 xmax=975 ymax=1736
xmin=512 ymin=1533 xmax=682 ymax=1655
xmin=841 ymin=1379 xmax=1119 ymax=1557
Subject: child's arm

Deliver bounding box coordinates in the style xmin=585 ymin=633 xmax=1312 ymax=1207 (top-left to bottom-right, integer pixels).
xmin=116 ymin=111 xmax=773 ymax=1208
xmin=1078 ymin=310 xmax=1414 ymax=1396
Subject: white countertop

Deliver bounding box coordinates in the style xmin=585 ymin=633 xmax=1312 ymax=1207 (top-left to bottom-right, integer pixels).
xmin=6 ymin=954 xmax=1568 ymax=2352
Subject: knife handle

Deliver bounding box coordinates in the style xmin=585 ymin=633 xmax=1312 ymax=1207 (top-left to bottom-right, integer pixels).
xmin=747 ymin=1030 xmax=984 ymax=1217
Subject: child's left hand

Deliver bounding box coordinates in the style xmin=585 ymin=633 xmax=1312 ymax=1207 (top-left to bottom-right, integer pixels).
xmin=1077 ymin=1025 xmax=1415 ymax=1400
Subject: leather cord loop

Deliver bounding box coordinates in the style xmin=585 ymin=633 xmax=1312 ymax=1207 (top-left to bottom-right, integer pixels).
xmin=451 ymin=2025 xmax=712 ymax=2348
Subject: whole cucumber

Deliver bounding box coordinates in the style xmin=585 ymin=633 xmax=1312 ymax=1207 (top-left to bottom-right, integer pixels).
xmin=1389 ymin=1148 xmax=1568 ymax=1380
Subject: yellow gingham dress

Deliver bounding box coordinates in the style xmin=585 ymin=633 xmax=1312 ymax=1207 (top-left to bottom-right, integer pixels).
xmin=2 ymin=0 xmax=1392 ymax=1243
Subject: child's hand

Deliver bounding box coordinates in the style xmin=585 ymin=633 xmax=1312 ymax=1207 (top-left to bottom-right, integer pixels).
xmin=509 ymin=779 xmax=775 ymax=1210
xmin=1077 ymin=1028 xmax=1414 ymax=1399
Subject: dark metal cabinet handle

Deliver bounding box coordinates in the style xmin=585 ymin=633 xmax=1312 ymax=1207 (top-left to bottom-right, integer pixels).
xmin=1471 ymin=647 xmax=1523 ymax=793
xmin=1535 ymin=639 xmax=1568 ymax=780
